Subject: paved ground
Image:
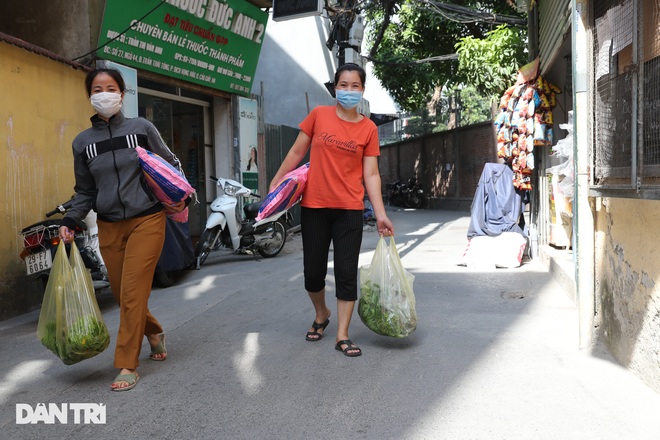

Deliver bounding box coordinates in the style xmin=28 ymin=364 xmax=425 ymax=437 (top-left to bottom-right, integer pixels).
xmin=2 ymin=207 xmax=660 ymax=440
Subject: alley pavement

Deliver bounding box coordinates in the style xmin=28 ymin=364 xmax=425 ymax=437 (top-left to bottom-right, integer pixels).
xmin=2 ymin=208 xmax=660 ymax=440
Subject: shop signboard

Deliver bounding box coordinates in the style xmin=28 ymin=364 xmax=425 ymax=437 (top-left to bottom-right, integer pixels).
xmin=272 ymin=0 xmax=323 ymax=22
xmin=98 ymin=0 xmax=268 ymax=96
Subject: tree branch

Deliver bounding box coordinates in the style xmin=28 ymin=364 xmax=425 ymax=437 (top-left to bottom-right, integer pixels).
xmin=368 ymin=0 xmax=395 ymax=58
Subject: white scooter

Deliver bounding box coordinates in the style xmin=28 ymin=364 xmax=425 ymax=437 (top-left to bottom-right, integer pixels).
xmin=194 ymin=176 xmax=291 ymax=269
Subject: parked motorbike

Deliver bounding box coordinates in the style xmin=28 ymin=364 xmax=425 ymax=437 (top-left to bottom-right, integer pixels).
xmin=405 ymin=177 xmax=428 ymax=209
xmin=386 ymin=180 xmax=407 ymax=207
xmin=387 ymin=178 xmax=427 ymax=209
xmin=194 ymin=176 xmax=291 ymax=269
xmin=19 ymin=198 xmax=193 ymax=291
xmin=19 ymin=199 xmax=109 ymax=291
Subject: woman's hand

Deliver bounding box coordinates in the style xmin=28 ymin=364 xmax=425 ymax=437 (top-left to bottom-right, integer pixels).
xmin=377 ymin=216 xmax=395 ymax=237
xmin=164 ymin=200 xmax=186 ymax=214
xmin=59 ymin=226 xmax=75 ymax=244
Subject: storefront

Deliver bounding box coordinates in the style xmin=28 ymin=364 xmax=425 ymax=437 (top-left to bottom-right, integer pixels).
xmin=96 ymin=0 xmax=269 ymax=238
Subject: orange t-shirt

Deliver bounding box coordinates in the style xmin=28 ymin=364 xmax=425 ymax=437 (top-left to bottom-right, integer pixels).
xmin=299 ymin=106 xmax=380 ymax=210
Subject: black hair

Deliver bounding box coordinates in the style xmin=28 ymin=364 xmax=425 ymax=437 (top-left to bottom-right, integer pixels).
xmin=84 ymin=68 xmax=126 ymax=97
xmin=334 ymin=63 xmax=366 ymax=88
xmin=247 ymin=146 xmax=258 ymax=171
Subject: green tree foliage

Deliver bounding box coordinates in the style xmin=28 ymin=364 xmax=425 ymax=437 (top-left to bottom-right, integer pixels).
xmin=364 ymin=0 xmax=527 ymax=113
xmin=395 ymin=85 xmax=494 ymax=141
xmin=455 ymin=24 xmax=527 ymax=98
xmin=455 ymin=84 xmax=495 ymax=125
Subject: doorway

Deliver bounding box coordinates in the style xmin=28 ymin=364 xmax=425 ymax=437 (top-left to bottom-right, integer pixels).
xmin=138 ymin=90 xmax=211 ymax=237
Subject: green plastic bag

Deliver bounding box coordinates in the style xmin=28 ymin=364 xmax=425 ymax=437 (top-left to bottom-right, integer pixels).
xmin=358 ymin=236 xmax=417 ymax=338
xmin=36 ymin=241 xmax=110 ymax=365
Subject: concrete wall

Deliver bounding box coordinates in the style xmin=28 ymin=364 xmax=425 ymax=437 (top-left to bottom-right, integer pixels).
xmin=379 ymin=122 xmax=498 ymax=210
xmin=0 ymin=0 xmax=103 ymax=62
xmin=251 ymin=14 xmax=398 ymax=127
xmin=251 ymin=15 xmax=336 ymax=128
xmin=0 ymin=42 xmax=90 ymax=319
xmin=594 ymin=197 xmax=660 ymax=393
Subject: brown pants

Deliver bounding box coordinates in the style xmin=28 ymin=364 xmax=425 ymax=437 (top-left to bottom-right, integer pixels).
xmin=98 ymin=211 xmax=166 ymax=369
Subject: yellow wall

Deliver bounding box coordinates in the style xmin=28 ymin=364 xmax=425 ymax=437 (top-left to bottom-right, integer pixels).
xmin=0 ymin=42 xmax=90 ymax=318
xmin=594 ymin=197 xmax=660 ymax=392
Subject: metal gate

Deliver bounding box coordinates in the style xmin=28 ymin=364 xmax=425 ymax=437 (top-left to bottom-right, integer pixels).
xmin=264 ymin=124 xmax=304 ymax=226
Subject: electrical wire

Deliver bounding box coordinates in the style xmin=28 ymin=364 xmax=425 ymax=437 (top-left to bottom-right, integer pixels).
xmin=72 ymin=0 xmax=167 ymax=62
xmin=365 ymin=0 xmax=525 ymax=63
xmin=416 ymin=0 xmax=527 ymax=26
xmin=364 ymin=52 xmax=458 ymax=66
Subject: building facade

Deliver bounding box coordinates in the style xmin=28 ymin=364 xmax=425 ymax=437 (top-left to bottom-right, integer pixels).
xmin=0 ymin=0 xmax=271 ymax=318
xmin=532 ymin=0 xmax=660 ymax=393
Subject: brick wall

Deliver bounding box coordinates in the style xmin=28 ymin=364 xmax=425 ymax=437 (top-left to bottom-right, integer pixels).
xmin=379 ymin=122 xmax=497 ymax=210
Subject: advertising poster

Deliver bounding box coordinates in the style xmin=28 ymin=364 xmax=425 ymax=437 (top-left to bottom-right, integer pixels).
xmin=98 ymin=0 xmax=268 ymax=96
xmin=238 ymin=97 xmax=258 ymax=192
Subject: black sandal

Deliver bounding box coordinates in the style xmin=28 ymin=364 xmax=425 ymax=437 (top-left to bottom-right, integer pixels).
xmin=305 ymin=318 xmax=330 ymax=341
xmin=335 ymin=339 xmax=362 ymax=357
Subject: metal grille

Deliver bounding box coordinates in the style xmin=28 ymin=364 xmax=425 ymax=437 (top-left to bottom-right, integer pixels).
xmin=592 ymin=0 xmax=660 ymax=190
xmin=264 ymin=124 xmax=305 ymax=225
xmin=592 ymin=0 xmax=634 ymax=182
xmin=643 ymin=3 xmax=660 ymax=166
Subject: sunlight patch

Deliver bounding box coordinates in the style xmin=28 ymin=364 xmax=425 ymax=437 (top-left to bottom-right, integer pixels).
xmin=233 ymin=333 xmax=263 ymax=395
xmin=0 ymin=360 xmax=51 ymax=405
xmin=184 ymin=275 xmax=218 ymax=300
xmin=408 ymin=223 xmax=441 ymax=236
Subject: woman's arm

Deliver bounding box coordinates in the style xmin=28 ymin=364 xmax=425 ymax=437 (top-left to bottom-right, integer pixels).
xmin=59 ymin=144 xmax=95 ymax=241
xmin=363 ymin=156 xmax=394 ymax=236
xmin=269 ymin=130 xmax=311 ymax=191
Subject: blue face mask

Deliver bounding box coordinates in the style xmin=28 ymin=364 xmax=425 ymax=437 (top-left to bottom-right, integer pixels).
xmin=336 ymin=90 xmax=363 ymax=110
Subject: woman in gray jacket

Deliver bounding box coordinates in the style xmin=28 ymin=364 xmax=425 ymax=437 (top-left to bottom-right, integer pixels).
xmin=59 ymin=68 xmax=185 ymax=391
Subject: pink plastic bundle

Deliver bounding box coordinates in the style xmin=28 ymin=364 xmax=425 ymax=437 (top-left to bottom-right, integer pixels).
xmin=136 ymin=146 xmax=195 ymax=222
xmin=256 ymin=162 xmax=309 ymax=221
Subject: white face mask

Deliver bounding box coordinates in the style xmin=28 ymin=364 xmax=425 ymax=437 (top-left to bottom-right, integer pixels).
xmin=90 ymin=92 xmax=123 ymax=118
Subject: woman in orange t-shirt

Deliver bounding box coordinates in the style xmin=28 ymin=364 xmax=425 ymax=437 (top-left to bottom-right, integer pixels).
xmin=270 ymin=63 xmax=394 ymax=357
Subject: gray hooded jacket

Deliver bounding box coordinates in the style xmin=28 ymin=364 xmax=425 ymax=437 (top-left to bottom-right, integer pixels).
xmin=62 ymin=112 xmax=182 ymax=230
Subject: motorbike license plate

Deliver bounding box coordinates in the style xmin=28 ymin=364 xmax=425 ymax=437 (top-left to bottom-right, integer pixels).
xmin=25 ymin=250 xmax=53 ymax=276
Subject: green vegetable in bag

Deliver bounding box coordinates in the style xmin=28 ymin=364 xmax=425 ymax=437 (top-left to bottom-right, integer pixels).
xmin=37 ymin=242 xmax=110 ymax=365
xmin=358 ymin=236 xmax=417 ymax=338
xmin=40 ymin=316 xmax=110 ymax=365
xmin=358 ymin=280 xmax=415 ymax=337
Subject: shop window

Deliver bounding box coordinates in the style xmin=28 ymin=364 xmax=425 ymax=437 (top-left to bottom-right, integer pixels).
xmin=180 ymin=88 xmax=210 ymax=102
xmin=138 ymin=78 xmax=177 ymax=95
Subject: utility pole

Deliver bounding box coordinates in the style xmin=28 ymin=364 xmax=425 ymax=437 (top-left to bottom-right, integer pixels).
xmin=326 ymin=0 xmax=359 ymax=67
xmin=324 ymin=0 xmax=362 ymax=97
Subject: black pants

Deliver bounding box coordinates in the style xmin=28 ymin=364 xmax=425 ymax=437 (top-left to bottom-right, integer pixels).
xmin=301 ymin=207 xmax=363 ymax=301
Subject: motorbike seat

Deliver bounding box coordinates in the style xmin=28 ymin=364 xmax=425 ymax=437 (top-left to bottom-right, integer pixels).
xmin=243 ymin=201 xmax=263 ymax=220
